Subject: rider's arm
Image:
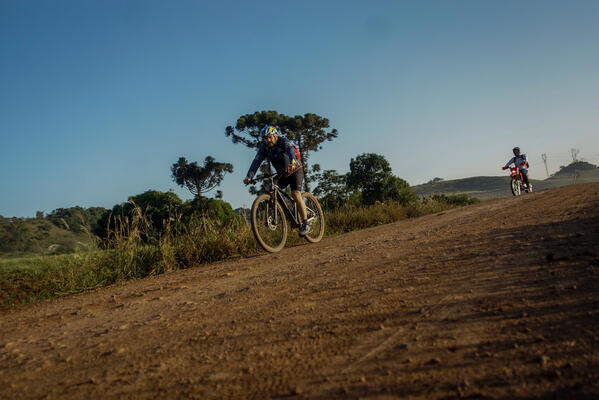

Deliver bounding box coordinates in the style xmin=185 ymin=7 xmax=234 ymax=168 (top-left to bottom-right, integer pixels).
xmin=246 ymin=145 xmax=267 ymax=180
xmin=503 ymin=157 xmax=515 ymax=169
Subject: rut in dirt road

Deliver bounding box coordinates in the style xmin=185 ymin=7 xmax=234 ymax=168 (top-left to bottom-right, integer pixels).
xmin=1 ymin=183 xmax=599 ymax=399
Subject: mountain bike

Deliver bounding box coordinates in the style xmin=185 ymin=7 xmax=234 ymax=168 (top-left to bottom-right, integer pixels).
xmin=248 ymin=173 xmax=325 ymax=253
xmin=508 ymin=166 xmax=532 ymax=196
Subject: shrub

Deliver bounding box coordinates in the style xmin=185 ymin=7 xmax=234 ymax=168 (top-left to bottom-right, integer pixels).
xmin=1 ymin=193 xmax=479 ymax=309
xmin=326 ymin=201 xmax=408 ymax=234
xmin=430 ymin=194 xmax=480 ymax=206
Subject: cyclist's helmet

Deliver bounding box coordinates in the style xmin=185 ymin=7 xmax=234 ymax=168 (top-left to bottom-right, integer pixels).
xmin=513 ymin=147 xmax=521 ymax=156
xmin=260 ymin=125 xmax=280 ymax=139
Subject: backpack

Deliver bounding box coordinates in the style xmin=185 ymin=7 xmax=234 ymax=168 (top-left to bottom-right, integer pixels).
xmin=290 ymin=140 xmax=301 ymax=162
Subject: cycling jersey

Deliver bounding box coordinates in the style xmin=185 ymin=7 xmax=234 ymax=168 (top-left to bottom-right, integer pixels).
xmin=246 ymin=136 xmax=301 ymax=179
xmin=504 ymin=154 xmax=528 ymax=171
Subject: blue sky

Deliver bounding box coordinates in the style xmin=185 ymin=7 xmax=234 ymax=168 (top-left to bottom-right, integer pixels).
xmin=1 ymin=0 xmax=598 ymax=217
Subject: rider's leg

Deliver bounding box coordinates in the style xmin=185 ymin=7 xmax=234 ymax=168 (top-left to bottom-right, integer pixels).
xmin=288 ymin=167 xmax=310 ymax=235
xmin=292 ymin=190 xmax=307 ymax=221
xmin=521 ymin=170 xmax=530 ymax=186
xmin=288 ymin=168 xmax=307 ymax=222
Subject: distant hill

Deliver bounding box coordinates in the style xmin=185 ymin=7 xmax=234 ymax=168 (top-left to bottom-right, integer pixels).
xmin=551 ymin=161 xmax=598 ymax=177
xmin=413 ymin=161 xmax=599 ymax=200
xmin=0 ymin=217 xmax=95 ymax=256
xmin=0 ymin=206 xmax=106 ymax=256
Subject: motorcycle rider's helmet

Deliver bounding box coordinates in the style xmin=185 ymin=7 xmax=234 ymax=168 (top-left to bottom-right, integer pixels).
xmin=260 ymin=125 xmax=280 ymax=139
xmin=513 ymin=147 xmax=521 ymax=156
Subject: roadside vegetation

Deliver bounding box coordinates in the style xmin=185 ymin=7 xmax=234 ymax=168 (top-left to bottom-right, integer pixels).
xmin=0 ymin=191 xmax=477 ymax=309
xmin=1 ymin=109 xmax=481 ymax=309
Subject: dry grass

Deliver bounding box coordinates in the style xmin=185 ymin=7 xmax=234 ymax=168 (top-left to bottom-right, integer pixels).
xmin=0 ymin=195 xmax=475 ymax=309
xmin=325 ymin=195 xmax=471 ymax=234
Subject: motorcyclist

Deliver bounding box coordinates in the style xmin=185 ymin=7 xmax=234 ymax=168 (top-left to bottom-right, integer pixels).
xmin=243 ymin=125 xmax=312 ymax=236
xmin=502 ymin=147 xmax=532 ymax=191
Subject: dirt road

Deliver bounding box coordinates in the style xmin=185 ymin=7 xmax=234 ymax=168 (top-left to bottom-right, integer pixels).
xmin=2 ymin=184 xmax=599 ymax=399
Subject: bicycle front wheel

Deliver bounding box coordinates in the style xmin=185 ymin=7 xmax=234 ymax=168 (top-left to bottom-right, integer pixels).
xmin=251 ymin=194 xmax=288 ymax=253
xmin=301 ymin=192 xmax=325 ymax=243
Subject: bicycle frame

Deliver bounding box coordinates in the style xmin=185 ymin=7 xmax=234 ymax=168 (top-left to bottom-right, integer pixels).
xmin=252 ymin=173 xmax=301 ymax=228
xmin=249 ymin=171 xmax=325 ymax=252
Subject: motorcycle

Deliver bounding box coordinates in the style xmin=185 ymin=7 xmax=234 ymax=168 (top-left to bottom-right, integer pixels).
xmin=507 ymin=165 xmax=532 ymax=196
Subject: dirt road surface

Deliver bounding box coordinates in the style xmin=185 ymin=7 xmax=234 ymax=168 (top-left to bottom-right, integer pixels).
xmin=2 ymin=184 xmax=599 ymax=399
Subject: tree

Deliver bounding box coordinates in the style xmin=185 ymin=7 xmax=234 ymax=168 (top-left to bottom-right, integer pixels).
xmin=426 ymin=177 xmax=444 ymax=184
xmin=384 ymin=175 xmax=416 ymax=206
xmin=311 ymin=165 xmax=357 ymax=209
xmin=171 ymin=156 xmax=233 ymax=200
xmin=346 ymin=153 xmax=415 ymax=205
xmin=94 ymin=190 xmax=183 ymax=241
xmin=285 ymin=113 xmax=338 ymax=191
xmin=225 ymin=110 xmax=289 ymax=149
xmin=46 ymin=206 xmax=108 ymax=233
xmin=181 ymin=197 xmax=239 ymax=226
xmin=225 ymin=111 xmax=290 ymax=195
xmin=225 ymin=110 xmax=338 ymax=192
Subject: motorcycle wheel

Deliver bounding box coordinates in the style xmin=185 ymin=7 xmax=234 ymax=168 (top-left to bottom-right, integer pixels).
xmin=511 ymin=179 xmax=521 ymax=196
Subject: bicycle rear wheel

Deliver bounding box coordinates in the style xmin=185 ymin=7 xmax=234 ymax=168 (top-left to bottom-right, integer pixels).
xmin=301 ymin=192 xmax=325 ymax=243
xmin=251 ymin=194 xmax=288 ymax=253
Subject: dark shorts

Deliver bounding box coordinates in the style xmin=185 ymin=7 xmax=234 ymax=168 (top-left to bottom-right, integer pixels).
xmin=277 ymin=167 xmax=304 ymax=192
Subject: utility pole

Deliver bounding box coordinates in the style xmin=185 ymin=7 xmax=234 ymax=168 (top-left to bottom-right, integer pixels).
xmin=541 ymin=153 xmax=549 ymax=178
xmin=571 ymin=148 xmax=580 ymax=184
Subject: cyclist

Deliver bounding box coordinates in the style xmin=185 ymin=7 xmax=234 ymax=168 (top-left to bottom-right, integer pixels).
xmin=243 ymin=125 xmax=312 ymax=236
xmin=502 ymin=146 xmax=532 ymax=191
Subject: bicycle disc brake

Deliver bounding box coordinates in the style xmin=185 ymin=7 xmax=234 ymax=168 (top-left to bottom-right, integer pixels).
xmin=266 ymin=216 xmax=278 ymax=231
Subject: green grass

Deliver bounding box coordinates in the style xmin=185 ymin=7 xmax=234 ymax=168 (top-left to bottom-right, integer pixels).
xmin=0 ymin=215 xmax=261 ymax=309
xmin=0 ymin=254 xmax=65 ymax=273
xmin=0 ymin=195 xmax=476 ymax=310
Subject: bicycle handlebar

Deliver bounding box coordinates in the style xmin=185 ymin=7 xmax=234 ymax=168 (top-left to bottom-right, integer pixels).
xmin=248 ymin=172 xmax=280 ymax=185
